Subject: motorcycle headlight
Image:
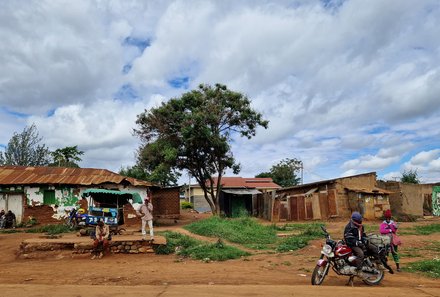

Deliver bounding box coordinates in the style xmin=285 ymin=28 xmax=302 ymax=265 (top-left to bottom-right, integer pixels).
xmin=322 ymin=244 xmax=332 ymax=255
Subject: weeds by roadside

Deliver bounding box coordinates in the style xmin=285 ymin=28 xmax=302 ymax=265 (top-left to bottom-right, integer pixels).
xmin=184 ymin=216 xmax=278 ymax=245
xmin=185 ymin=216 xmax=323 ymax=252
xmin=0 ymin=224 xmax=73 ymax=235
xmin=155 ymin=231 xmax=249 ymax=261
xmin=403 ymin=258 xmax=440 ymax=278
xmin=413 ymin=223 xmax=440 ymax=235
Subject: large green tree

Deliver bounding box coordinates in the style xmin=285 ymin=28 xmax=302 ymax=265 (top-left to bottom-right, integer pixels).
xmin=0 ymin=124 xmax=51 ymax=166
xmin=134 ymin=83 xmax=268 ymax=214
xmin=49 ymin=145 xmax=84 ymax=167
xmin=118 ymin=164 xmax=179 ymax=186
xmin=256 ymin=158 xmax=302 ymax=187
xmin=401 ymin=169 xmax=420 ymax=184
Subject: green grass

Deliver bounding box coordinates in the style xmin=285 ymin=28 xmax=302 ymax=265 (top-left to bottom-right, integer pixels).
xmin=185 ymin=216 xmax=323 ymax=252
xmin=24 ymin=224 xmax=73 ymax=235
xmin=0 ymin=229 xmax=20 ymax=234
xmin=424 ymin=241 xmax=440 ymax=252
xmin=155 ymin=231 xmax=249 ymax=261
xmin=413 ymin=223 xmax=440 ymax=235
xmin=404 ymin=259 xmax=440 ymax=278
xmin=399 ymin=247 xmax=422 ymax=258
xmin=276 ymin=235 xmax=313 ymax=252
xmin=0 ymin=224 xmax=73 ymax=235
xmin=184 ymin=216 xmax=278 ymax=245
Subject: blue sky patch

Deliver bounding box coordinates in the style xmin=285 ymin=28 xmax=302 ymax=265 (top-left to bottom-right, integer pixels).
xmin=46 ymin=109 xmax=55 ymax=117
xmin=321 ymin=0 xmax=345 ymax=10
xmin=168 ymin=76 xmax=190 ymax=89
xmin=114 ymin=84 xmax=138 ymax=101
xmin=1 ymin=107 xmax=29 ymax=118
xmin=123 ymin=36 xmax=150 ymax=53
xmin=122 ymin=63 xmax=132 ymax=74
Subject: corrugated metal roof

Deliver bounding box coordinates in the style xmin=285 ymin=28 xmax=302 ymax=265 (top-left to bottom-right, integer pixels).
xmin=0 ymin=166 xmax=154 ymax=187
xmin=211 ymin=177 xmax=281 ymax=189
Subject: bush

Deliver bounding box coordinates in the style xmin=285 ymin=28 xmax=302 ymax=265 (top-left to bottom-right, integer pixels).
xmin=180 ymin=201 xmax=193 ymax=209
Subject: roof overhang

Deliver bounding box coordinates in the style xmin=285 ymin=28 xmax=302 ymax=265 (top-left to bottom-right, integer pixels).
xmin=222 ymin=189 xmax=262 ymax=195
xmin=82 ymin=188 xmax=143 ymax=204
xmin=345 ymin=187 xmax=392 ymax=195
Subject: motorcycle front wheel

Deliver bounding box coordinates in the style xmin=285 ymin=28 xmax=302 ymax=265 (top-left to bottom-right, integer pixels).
xmin=311 ymin=256 xmax=330 ymax=285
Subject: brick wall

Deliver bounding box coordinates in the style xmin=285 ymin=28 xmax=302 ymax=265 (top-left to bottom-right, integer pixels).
xmin=151 ymin=188 xmax=180 ymax=218
xmin=23 ymin=205 xmax=61 ymax=225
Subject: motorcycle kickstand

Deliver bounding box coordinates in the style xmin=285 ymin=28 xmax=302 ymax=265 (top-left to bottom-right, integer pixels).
xmin=346 ymin=276 xmax=355 ymax=287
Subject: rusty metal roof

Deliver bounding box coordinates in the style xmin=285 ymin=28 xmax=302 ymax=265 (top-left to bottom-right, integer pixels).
xmin=0 ymin=166 xmax=154 ymax=187
xmin=211 ymin=177 xmax=281 ymax=189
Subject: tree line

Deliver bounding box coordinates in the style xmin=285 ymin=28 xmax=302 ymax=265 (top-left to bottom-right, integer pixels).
xmin=0 ymin=124 xmax=84 ymax=168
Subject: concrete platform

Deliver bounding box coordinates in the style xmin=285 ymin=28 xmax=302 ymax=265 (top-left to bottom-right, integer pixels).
xmin=19 ymin=233 xmax=166 ymax=255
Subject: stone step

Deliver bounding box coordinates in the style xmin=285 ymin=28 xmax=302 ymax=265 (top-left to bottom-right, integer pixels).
xmin=20 ymin=235 xmax=166 ymax=255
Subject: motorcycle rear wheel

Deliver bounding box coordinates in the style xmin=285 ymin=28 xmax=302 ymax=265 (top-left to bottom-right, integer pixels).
xmin=311 ymin=256 xmax=330 ymax=285
xmin=362 ymin=265 xmax=384 ymax=285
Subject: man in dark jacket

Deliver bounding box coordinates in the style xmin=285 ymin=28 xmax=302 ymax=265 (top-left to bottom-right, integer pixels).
xmin=344 ymin=212 xmax=377 ymax=273
xmin=4 ymin=210 xmax=16 ymax=229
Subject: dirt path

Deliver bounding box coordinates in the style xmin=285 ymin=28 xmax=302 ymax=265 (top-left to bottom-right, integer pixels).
xmin=0 ymin=213 xmax=439 ymax=296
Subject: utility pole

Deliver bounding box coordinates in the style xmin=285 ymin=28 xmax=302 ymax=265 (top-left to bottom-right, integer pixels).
xmin=188 ymin=172 xmax=191 ymax=202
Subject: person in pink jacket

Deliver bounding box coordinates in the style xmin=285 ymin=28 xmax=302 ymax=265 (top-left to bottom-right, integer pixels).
xmin=380 ymin=209 xmax=401 ymax=271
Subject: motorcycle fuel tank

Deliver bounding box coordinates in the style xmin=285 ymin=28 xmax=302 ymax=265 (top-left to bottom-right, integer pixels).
xmin=335 ymin=245 xmax=352 ymax=257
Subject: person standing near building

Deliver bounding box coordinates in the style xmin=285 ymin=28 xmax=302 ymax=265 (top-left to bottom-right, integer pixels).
xmin=137 ymin=195 xmax=154 ymax=241
xmin=4 ymin=210 xmax=16 ymax=229
xmin=77 ymin=196 xmax=89 ymax=213
xmin=0 ymin=210 xmax=5 ymax=228
xmin=380 ymin=209 xmax=401 ymax=271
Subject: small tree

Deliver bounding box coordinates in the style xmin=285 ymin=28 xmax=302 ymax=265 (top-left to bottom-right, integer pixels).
xmin=0 ymin=124 xmax=51 ymax=166
xmin=134 ymin=83 xmax=268 ymax=214
xmin=401 ymin=169 xmax=420 ymax=184
xmin=50 ymin=146 xmax=84 ymax=167
xmin=119 ymin=165 xmax=150 ymax=181
xmin=256 ymin=158 xmax=302 ymax=187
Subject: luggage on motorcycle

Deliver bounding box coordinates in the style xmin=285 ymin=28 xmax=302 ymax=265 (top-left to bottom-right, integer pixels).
xmin=368 ymin=234 xmax=391 ymax=247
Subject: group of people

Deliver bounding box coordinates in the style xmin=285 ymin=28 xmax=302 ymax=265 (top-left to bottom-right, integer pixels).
xmin=344 ymin=209 xmax=401 ymax=274
xmin=0 ymin=210 xmax=16 ymax=229
xmin=91 ymin=193 xmax=154 ymax=259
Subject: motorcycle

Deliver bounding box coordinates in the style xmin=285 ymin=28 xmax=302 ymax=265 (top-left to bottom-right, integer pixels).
xmin=311 ymin=226 xmax=393 ymax=286
xmin=65 ymin=208 xmax=87 ymax=229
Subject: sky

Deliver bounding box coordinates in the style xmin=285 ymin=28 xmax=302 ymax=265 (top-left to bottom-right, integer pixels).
xmin=1 ymin=0 xmax=440 ymax=184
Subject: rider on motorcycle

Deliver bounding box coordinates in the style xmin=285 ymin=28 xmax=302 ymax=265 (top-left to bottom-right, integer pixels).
xmin=344 ymin=212 xmax=378 ymax=275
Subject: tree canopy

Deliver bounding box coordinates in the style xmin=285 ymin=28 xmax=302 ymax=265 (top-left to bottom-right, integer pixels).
xmin=49 ymin=146 xmax=84 ymax=168
xmin=134 ymin=83 xmax=268 ymax=214
xmin=401 ymin=169 xmax=420 ymax=184
xmin=0 ymin=124 xmax=51 ymax=166
xmin=255 ymin=158 xmax=302 ymax=187
xmin=118 ymin=164 xmax=179 ymax=187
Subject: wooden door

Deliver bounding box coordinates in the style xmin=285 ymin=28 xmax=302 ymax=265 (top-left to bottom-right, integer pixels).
xmin=297 ymin=196 xmax=305 ymax=220
xmin=291 ymin=197 xmax=298 ymax=220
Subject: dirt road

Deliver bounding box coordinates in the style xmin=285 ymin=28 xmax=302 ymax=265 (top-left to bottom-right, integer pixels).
xmin=0 ymin=284 xmax=438 ymax=297
xmin=0 ymin=213 xmax=439 ymax=296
